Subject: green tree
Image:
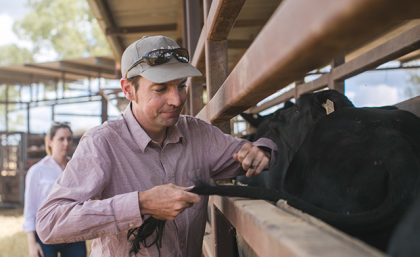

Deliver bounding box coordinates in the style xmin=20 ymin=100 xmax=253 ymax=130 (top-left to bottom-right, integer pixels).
xmin=405 ymin=69 xmax=420 ymax=98
xmin=13 ymin=0 xmax=111 ymax=60
xmin=0 ymin=44 xmax=35 ymax=66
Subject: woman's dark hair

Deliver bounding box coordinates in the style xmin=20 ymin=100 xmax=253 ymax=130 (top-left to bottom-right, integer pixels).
xmin=45 ymin=122 xmax=72 ymax=155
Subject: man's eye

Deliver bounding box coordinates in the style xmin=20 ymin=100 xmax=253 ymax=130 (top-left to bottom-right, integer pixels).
xmin=179 ymin=84 xmax=187 ymax=90
xmin=155 ymin=88 xmax=166 ymax=92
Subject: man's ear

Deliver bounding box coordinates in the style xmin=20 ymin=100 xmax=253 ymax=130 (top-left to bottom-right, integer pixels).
xmin=120 ymin=78 xmax=135 ymax=101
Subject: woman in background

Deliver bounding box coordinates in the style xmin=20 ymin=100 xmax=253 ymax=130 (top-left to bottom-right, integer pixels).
xmin=23 ymin=122 xmax=86 ymax=257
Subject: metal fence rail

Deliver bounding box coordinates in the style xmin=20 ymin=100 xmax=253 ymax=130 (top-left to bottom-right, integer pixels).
xmin=181 ymin=0 xmax=420 ymax=256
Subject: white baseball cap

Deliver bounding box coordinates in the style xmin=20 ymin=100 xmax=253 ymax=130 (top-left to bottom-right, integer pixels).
xmin=121 ymin=35 xmax=202 ymax=83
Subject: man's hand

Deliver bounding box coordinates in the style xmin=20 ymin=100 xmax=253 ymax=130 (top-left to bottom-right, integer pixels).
xmin=138 ymin=184 xmax=201 ymax=220
xmin=233 ymin=143 xmax=271 ymax=178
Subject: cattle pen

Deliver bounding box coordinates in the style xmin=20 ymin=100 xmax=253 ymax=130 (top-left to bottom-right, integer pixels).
xmin=1 ymin=0 xmax=420 ymax=256
xmin=166 ymin=0 xmax=420 ymax=256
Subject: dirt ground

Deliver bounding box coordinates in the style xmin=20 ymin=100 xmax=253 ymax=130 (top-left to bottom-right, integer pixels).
xmin=0 ymin=207 xmax=92 ymax=257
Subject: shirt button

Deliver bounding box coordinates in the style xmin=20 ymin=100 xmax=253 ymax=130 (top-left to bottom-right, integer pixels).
xmin=161 ymin=152 xmax=164 ymax=156
xmin=180 ymin=242 xmax=184 ymax=247
xmin=98 ymin=233 xmax=102 ymax=237
xmin=170 ymin=180 xmax=173 ymax=183
xmin=129 ymin=222 xmax=134 ymax=228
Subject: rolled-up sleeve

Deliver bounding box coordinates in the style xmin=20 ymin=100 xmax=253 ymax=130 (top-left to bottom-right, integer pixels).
xmin=35 ymin=133 xmax=143 ymax=244
xmin=199 ymin=120 xmax=278 ymax=179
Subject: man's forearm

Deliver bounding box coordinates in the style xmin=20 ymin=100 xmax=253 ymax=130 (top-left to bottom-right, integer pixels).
xmin=36 ymin=192 xmax=142 ymax=244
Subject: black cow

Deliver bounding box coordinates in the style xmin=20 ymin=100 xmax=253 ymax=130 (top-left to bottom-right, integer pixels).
xmin=238 ymin=91 xmax=355 ymax=190
xmin=237 ymin=100 xmax=293 ymax=189
xmin=387 ymin=191 xmax=420 ymax=257
xmin=128 ymin=90 xmax=420 ymax=254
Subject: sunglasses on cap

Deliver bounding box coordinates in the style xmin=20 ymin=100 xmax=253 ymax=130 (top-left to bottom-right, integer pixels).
xmin=125 ymin=48 xmax=190 ymax=78
xmin=52 ymin=121 xmax=70 ymax=126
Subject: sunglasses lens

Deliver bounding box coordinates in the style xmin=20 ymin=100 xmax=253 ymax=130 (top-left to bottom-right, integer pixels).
xmin=147 ymin=49 xmax=172 ymax=65
xmin=173 ymin=48 xmax=189 ymax=63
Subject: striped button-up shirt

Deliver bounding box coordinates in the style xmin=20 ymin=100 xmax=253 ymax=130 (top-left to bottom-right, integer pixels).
xmin=36 ymin=103 xmax=278 ymax=257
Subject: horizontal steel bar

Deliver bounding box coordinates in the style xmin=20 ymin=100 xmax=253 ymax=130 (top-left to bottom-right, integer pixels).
xmin=105 ymin=23 xmax=177 ymax=36
xmin=333 ymin=24 xmax=420 ymax=81
xmin=199 ymin=0 xmax=420 ymax=123
xmin=248 ymin=89 xmax=295 ymax=114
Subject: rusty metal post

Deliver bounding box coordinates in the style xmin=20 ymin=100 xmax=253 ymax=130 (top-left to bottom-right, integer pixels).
xmin=203 ymin=0 xmax=236 ymax=256
xmin=329 ymin=55 xmax=345 ymax=94
xmin=294 ymin=77 xmax=305 ymax=100
xmin=186 ymin=0 xmax=201 ymax=57
xmin=182 ymin=0 xmax=188 ymax=50
xmin=189 ymin=78 xmax=203 ymax=116
xmin=205 ymin=40 xmax=228 ymax=103
xmin=186 ymin=0 xmax=203 ymax=116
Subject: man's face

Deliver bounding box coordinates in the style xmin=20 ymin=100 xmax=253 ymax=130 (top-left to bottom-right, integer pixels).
xmin=131 ymin=77 xmax=187 ymax=133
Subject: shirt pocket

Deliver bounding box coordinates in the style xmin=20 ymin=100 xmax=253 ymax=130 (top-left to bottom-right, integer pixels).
xmin=182 ymin=168 xmax=208 ymax=210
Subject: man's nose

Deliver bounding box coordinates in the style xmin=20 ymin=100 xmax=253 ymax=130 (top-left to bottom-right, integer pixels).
xmin=167 ymin=87 xmax=181 ymax=106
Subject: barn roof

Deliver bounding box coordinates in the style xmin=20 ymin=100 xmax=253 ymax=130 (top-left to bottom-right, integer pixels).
xmin=0 ymin=56 xmax=116 ymax=85
xmin=87 ymin=0 xmax=420 ymax=75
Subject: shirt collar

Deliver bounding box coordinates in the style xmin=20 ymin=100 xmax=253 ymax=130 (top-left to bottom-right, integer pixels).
xmin=165 ymin=122 xmax=186 ymax=146
xmin=122 ymin=102 xmax=152 ymax=152
xmin=122 ymin=102 xmax=186 ymax=152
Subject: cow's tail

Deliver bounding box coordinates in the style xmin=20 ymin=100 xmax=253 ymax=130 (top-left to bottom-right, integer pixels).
xmin=191 ymin=181 xmax=407 ymax=236
xmin=128 ymin=181 xmax=406 ymax=253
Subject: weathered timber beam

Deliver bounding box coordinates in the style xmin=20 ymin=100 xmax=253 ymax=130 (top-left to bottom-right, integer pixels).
xmin=94 ymin=57 xmax=115 ymax=68
xmin=90 ymin=0 xmax=124 ymax=58
xmin=0 ymin=70 xmax=59 ymax=84
xmin=211 ymin=196 xmax=386 ymax=257
xmin=201 ymin=0 xmax=420 ymax=123
xmin=105 ymin=24 xmax=178 ymax=36
xmin=333 ymin=24 xmax=420 ymax=81
xmin=59 ymin=61 xmax=115 ymax=75
xmin=24 ymin=64 xmax=99 ymax=78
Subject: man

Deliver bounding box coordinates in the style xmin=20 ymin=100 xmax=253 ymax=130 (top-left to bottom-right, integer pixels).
xmin=36 ymin=35 xmax=278 ymax=257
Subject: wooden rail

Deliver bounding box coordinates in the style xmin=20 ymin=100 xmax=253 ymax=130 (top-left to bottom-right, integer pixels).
xmin=204 ymin=196 xmax=387 ymax=257
xmin=181 ymin=0 xmax=420 ymax=256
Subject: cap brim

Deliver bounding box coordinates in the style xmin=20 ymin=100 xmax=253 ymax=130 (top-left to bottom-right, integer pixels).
xmin=140 ymin=61 xmax=202 ymax=83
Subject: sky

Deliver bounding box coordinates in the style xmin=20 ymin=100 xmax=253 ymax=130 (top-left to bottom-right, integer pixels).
xmin=1 ymin=1 xmax=420 ymax=134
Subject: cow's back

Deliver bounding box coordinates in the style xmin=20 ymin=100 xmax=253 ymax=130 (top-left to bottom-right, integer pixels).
xmin=283 ymin=107 xmax=420 ymax=249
